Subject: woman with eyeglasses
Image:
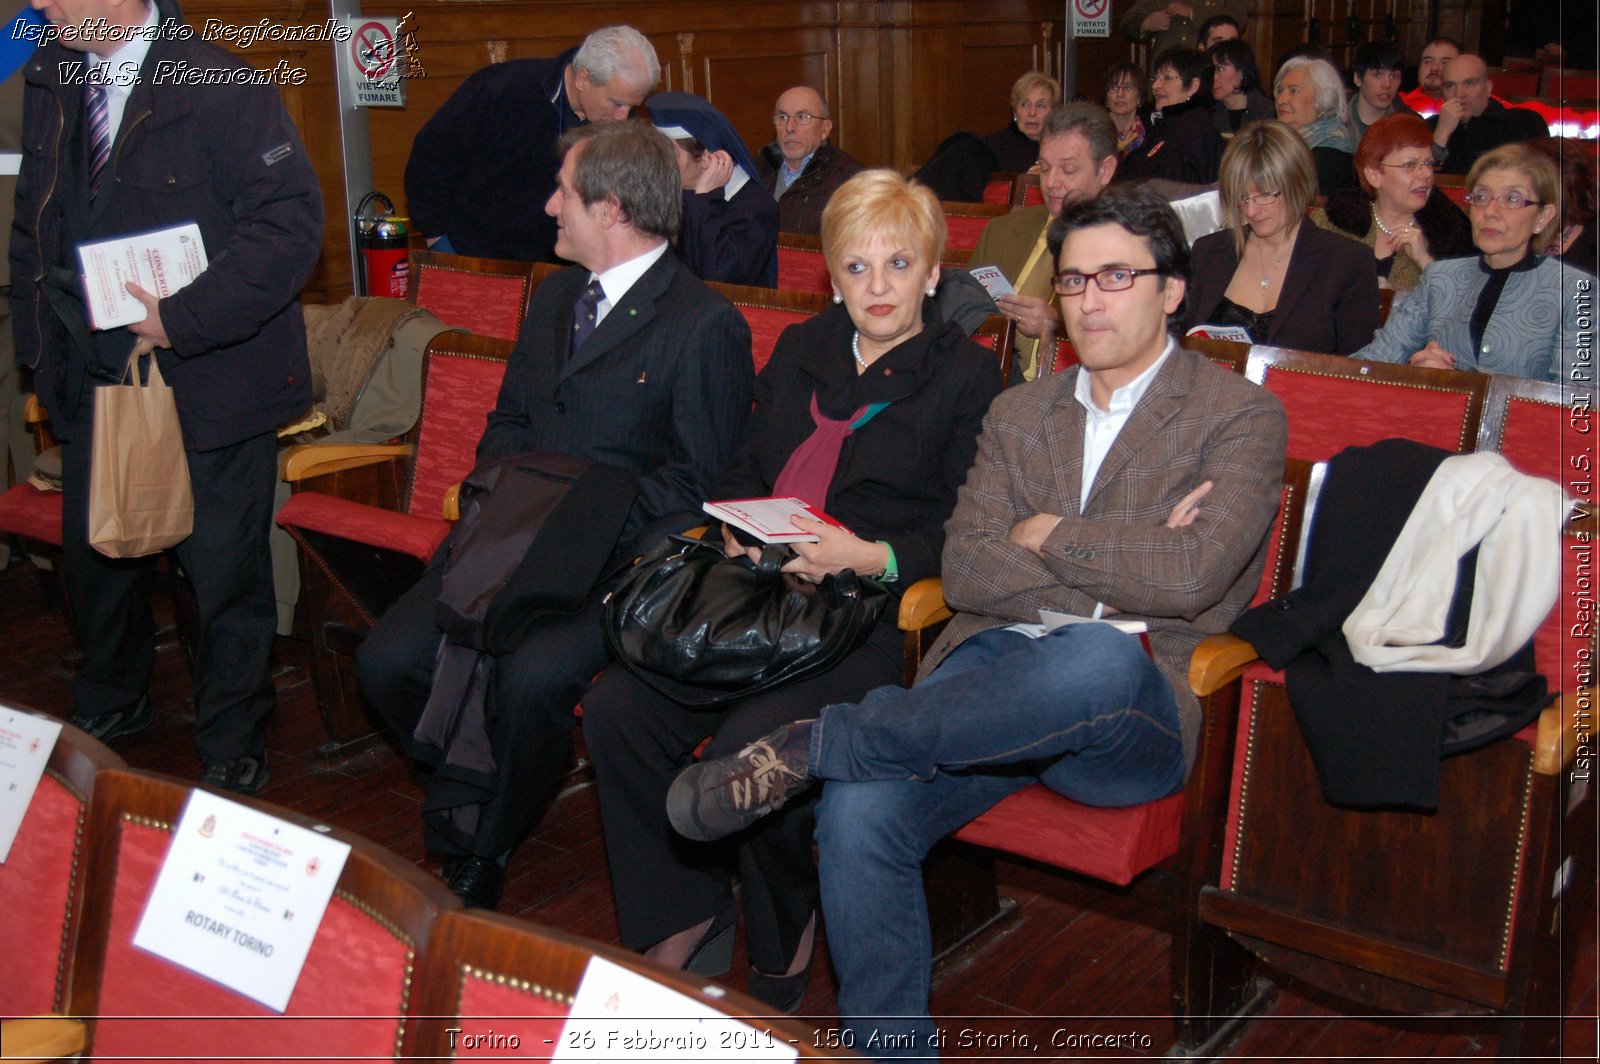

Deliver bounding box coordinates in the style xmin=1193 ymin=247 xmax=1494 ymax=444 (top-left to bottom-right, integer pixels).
xmin=1209 ymin=39 xmax=1274 ymax=136
xmin=1354 ymin=143 xmax=1582 ymax=382
xmin=1184 ymin=121 xmax=1379 ymax=353
xmin=1102 ymin=62 xmax=1147 ymax=157
xmin=1310 ymin=114 xmax=1473 ymax=292
xmin=1118 ymin=47 xmax=1224 ymax=185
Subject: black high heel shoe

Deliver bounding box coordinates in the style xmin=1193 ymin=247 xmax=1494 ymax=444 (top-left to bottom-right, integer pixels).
xmin=683 ymin=903 xmax=739 ymax=978
xmin=746 ymin=958 xmax=812 ymax=1013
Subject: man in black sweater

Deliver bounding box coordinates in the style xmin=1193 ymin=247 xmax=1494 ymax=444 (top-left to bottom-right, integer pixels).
xmin=1430 ymin=53 xmax=1548 ymax=174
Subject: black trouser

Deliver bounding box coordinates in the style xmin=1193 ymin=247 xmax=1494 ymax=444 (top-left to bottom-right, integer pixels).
xmin=61 ymin=409 xmax=278 ymax=765
xmin=581 ymin=619 xmax=902 ymax=974
xmin=356 ymin=556 xmax=611 ymax=859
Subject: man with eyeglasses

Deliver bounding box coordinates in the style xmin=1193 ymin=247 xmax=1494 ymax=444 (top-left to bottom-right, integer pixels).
xmin=667 ymin=186 xmax=1286 ymax=1058
xmin=1429 ymin=53 xmax=1547 ymax=174
xmin=755 ymin=85 xmax=863 ymax=234
xmin=404 ymin=25 xmax=660 ymax=261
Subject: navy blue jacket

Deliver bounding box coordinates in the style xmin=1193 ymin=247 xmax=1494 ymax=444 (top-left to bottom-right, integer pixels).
xmin=12 ymin=0 xmax=323 ymax=450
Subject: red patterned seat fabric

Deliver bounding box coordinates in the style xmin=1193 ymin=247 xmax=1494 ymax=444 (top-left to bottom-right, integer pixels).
xmin=736 ymin=306 xmax=813 ymax=375
xmin=954 ymin=789 xmax=1185 ymax=885
xmin=414 ymin=270 xmax=526 ymax=341
xmin=448 ymin=972 xmax=571 ymax=1057
xmin=943 ymin=213 xmax=994 ymax=252
xmin=1260 ymin=368 xmax=1475 ymax=461
xmin=91 ymin=821 xmax=419 ymax=1061
xmin=275 ymin=492 xmax=450 ymax=561
xmin=982 ymin=178 xmax=1014 ymax=205
xmin=0 ymin=774 xmax=83 ymax=1015
xmin=0 ymin=483 xmax=63 ymax=545
xmin=406 ymin=353 xmax=510 ymax=520
xmin=777 ymin=247 xmax=831 ymax=293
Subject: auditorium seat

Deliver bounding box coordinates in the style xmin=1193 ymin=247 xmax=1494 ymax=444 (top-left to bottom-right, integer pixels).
xmin=404 ymin=251 xmax=546 ymax=341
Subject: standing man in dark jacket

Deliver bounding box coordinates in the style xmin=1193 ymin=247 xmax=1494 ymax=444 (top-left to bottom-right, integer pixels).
xmin=756 ymin=85 xmax=862 ymax=235
xmin=12 ymin=0 xmax=323 ymax=792
xmin=404 ymin=26 xmax=659 ymax=262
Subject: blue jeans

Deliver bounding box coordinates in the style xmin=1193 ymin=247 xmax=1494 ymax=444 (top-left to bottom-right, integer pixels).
xmin=813 ymin=623 xmax=1187 ymax=1060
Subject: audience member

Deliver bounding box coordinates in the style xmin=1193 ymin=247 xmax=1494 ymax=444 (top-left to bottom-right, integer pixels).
xmin=1355 ymin=142 xmax=1583 ymax=382
xmin=650 ymin=92 xmax=780 ymax=287
xmin=14 ymin=0 xmax=324 ymax=793
xmin=1274 ymin=55 xmax=1356 ymax=193
xmin=1529 ymin=138 xmax=1599 ymax=275
xmin=1120 ymin=0 xmax=1251 ymax=60
xmin=1209 ymin=37 xmax=1274 ymax=135
xmin=968 ymin=103 xmax=1119 ymax=382
xmin=1346 ymin=40 xmax=1417 ymax=145
xmin=583 ymin=170 xmax=1001 ymax=1012
xmin=756 ymin=85 xmax=864 ymax=235
xmin=405 ymin=26 xmax=659 ymax=262
xmin=357 ymin=122 xmax=754 ymax=911
xmin=1311 ymin=114 xmax=1474 ymax=292
xmin=1186 ymin=122 xmax=1378 ymax=352
xmin=1197 ymin=13 xmax=1241 ymax=49
xmin=1402 ymin=35 xmax=1461 ymax=110
xmin=1430 ymin=54 xmax=1549 ymax=175
xmin=667 ymin=186 xmax=1287 ymax=1058
xmin=1120 ymin=47 xmax=1225 ymax=185
xmin=1104 ymin=63 xmax=1148 ymax=157
xmin=985 ymin=71 xmax=1062 ymax=173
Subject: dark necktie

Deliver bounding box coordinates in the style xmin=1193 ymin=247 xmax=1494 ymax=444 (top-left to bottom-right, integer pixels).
xmin=571 ymin=279 xmax=605 ymax=353
xmin=86 ymin=82 xmax=111 ymax=200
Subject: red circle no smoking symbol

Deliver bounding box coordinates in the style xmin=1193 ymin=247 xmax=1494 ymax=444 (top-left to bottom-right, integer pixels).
xmin=353 ymin=21 xmax=396 ymax=79
xmin=1076 ymin=0 xmax=1109 ymax=16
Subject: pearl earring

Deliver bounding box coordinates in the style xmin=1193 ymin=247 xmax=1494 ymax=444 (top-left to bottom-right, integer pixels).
xmin=832 ymin=293 xmax=843 ymax=304
xmin=926 ymin=286 xmax=937 ymax=297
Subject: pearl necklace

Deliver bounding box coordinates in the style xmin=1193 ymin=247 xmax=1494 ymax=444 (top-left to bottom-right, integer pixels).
xmin=1372 ymin=207 xmax=1415 ymax=239
xmin=852 ymin=330 xmax=867 ymax=370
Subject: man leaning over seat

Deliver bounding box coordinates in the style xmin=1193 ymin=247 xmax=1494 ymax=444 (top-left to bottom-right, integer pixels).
xmin=358 ymin=121 xmax=753 ymax=911
xmin=669 ymin=186 xmax=1287 ymax=1058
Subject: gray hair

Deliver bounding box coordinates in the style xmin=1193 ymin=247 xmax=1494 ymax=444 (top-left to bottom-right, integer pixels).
xmin=573 ymin=25 xmax=661 ymax=93
xmin=1274 ymin=56 xmax=1348 ymax=122
xmin=560 ymin=122 xmax=681 ymax=240
xmin=1040 ymin=102 xmax=1119 ymax=168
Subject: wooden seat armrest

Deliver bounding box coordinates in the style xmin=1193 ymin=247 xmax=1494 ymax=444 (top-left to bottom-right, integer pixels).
xmin=23 ymin=393 xmax=46 ymax=423
xmin=1188 ymin=632 xmax=1262 ymax=697
xmin=0 ymin=1014 xmax=88 ymax=1062
xmin=281 ymin=442 xmax=413 ymax=482
xmin=898 ymin=577 xmax=952 ymax=631
xmin=1534 ymin=689 xmax=1593 ymax=776
xmin=443 ymin=482 xmax=461 ymax=521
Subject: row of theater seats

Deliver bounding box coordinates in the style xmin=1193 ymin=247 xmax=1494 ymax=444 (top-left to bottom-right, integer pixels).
xmin=1 ymin=723 xmax=848 ymax=1062
xmin=280 ymin=251 xmax=1591 ymax=1057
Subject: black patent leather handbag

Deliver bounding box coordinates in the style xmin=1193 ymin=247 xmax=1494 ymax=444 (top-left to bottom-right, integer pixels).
xmin=603 ymin=535 xmax=889 ymax=707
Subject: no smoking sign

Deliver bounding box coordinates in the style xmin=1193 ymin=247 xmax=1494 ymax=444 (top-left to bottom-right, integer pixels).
xmin=1072 ymin=0 xmax=1111 ymax=37
xmin=340 ymin=16 xmax=405 ymax=107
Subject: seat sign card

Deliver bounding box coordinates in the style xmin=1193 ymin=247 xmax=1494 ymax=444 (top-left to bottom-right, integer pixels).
xmin=555 ymin=955 xmax=798 ymax=1061
xmin=77 ymin=222 xmax=208 ymax=331
xmin=0 ymin=705 xmax=63 ymax=862
xmin=132 ymin=789 xmax=350 ymax=1012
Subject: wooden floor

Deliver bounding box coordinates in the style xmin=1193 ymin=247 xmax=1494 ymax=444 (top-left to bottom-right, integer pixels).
xmin=2 ymin=555 xmax=1596 ymax=1061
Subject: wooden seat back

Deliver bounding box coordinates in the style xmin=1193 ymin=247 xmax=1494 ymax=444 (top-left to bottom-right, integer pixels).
xmin=68 ymin=768 xmax=458 ymax=1061
xmin=0 ymin=723 xmax=122 ymax=1017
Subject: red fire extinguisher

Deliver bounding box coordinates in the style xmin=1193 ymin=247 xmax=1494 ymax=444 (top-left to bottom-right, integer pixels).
xmin=355 ymin=192 xmax=410 ymax=298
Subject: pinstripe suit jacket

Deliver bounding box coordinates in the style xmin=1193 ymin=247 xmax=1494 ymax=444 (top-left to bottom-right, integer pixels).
xmin=921 ymin=346 xmax=1287 ymax=768
xmin=478 ymin=252 xmax=754 ymax=551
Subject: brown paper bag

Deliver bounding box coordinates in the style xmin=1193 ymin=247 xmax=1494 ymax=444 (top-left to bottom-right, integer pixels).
xmin=88 ymin=352 xmax=194 ymax=558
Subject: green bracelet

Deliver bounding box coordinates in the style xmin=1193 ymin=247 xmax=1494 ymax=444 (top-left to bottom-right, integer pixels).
xmin=877 ymin=541 xmax=899 ymax=582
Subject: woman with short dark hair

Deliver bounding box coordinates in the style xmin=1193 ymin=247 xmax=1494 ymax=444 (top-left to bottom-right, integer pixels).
xmin=1209 ymin=38 xmax=1274 ymax=135
xmin=1118 ymin=47 xmax=1224 ymax=185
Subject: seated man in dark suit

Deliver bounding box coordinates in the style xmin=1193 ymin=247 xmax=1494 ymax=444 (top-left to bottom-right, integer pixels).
xmin=668 ymin=187 xmax=1287 ymax=1056
xmin=1430 ymin=54 xmax=1549 ymax=174
xmin=360 ymin=121 xmax=754 ymax=909
xmin=967 ymin=102 xmax=1118 ymax=382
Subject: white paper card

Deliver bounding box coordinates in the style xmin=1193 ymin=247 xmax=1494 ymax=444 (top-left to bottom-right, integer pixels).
xmin=77 ymin=222 xmax=209 ymax=331
xmin=0 ymin=706 xmax=63 ymax=862
xmin=555 ymin=956 xmax=799 ymax=1062
xmin=132 ymin=789 xmax=350 ymax=1012
xmin=968 ymin=264 xmax=1016 ymax=299
xmin=1040 ymin=609 xmax=1148 ymax=635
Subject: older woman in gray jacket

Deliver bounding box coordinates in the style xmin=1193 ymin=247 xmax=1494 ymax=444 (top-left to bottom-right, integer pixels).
xmin=1354 ymin=143 xmax=1590 ymax=383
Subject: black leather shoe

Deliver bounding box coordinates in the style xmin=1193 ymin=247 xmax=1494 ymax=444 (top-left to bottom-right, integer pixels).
xmin=747 ymin=963 xmax=811 ymax=1013
xmin=200 ymin=755 xmax=270 ymax=796
xmin=683 ymin=902 xmax=738 ymax=978
xmin=447 ymin=855 xmax=506 ymax=910
xmin=69 ymin=695 xmax=153 ymax=743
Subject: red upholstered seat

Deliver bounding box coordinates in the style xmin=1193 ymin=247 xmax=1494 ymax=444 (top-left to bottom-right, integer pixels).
xmin=1020 ymin=183 xmax=1044 ymax=207
xmin=1491 ymin=71 xmax=1540 ymax=96
xmin=1439 ymin=183 xmax=1471 ymax=209
xmin=705 ymin=282 xmax=831 ymax=377
xmin=405 ymin=251 xmax=538 ymax=341
xmin=72 ymin=769 xmax=456 ymax=1062
xmin=776 ymin=243 xmax=832 ymax=293
xmin=982 ymin=175 xmax=1017 ymax=204
xmin=943 ymin=212 xmax=995 ymax=253
xmin=0 ymin=725 xmax=122 ymax=1017
xmin=273 ymin=491 xmax=451 ymax=561
xmin=0 ymin=482 xmax=63 ymax=545
xmin=955 ymin=789 xmax=1186 ymax=885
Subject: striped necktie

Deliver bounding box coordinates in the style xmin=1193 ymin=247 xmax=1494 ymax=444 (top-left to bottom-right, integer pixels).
xmin=86 ymin=82 xmax=111 ymax=199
